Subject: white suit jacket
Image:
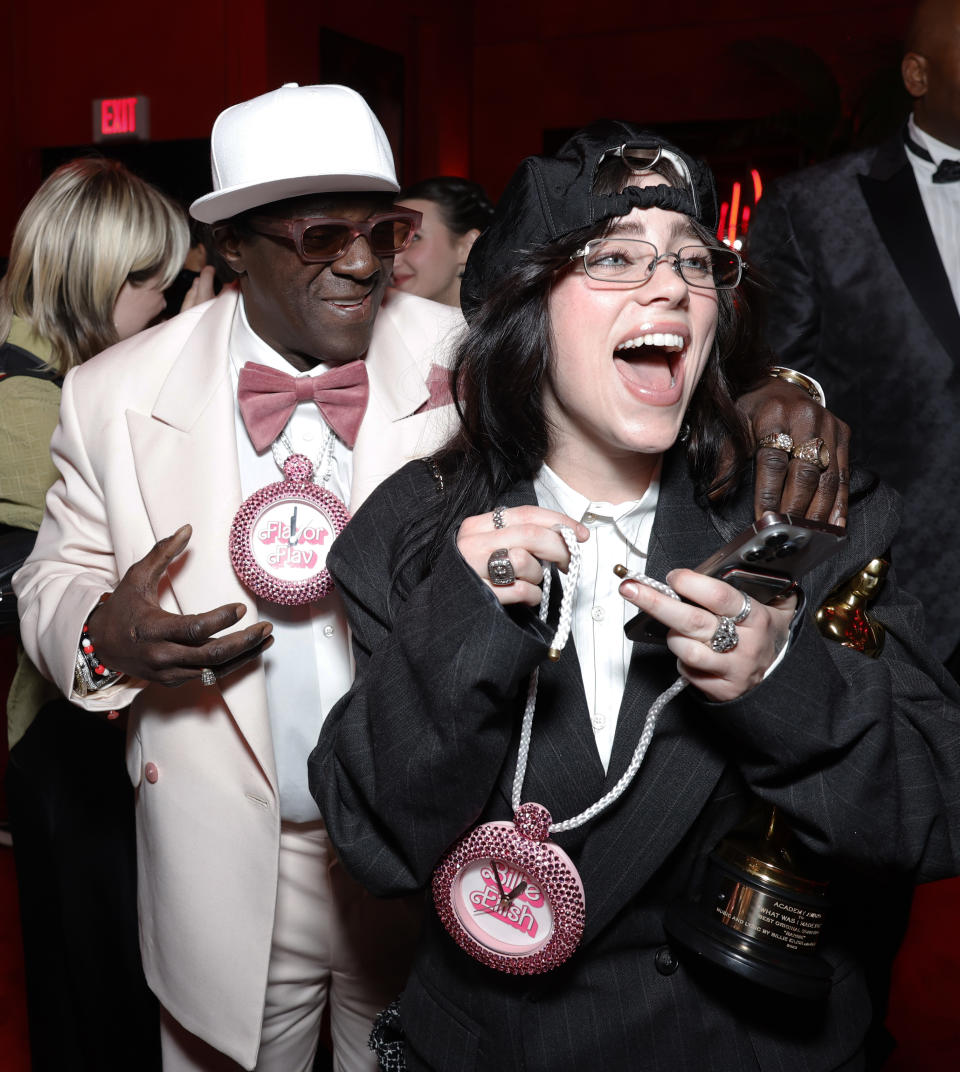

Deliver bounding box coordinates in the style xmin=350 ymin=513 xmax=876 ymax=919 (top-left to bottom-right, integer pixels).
xmin=14 ymin=287 xmax=463 ymax=1066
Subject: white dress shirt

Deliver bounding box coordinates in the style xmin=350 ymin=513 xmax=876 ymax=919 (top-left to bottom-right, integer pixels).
xmin=534 ymin=464 xmax=659 ymax=772
xmin=906 ymin=116 xmax=960 ymax=313
xmin=228 ymin=296 xmax=354 ymax=821
xmin=533 ymin=463 xmax=788 ymax=773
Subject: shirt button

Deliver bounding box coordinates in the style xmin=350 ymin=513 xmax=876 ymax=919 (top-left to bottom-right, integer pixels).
xmin=144 ymin=762 xmax=159 ymax=784
xmin=302 ymin=428 xmax=315 ymax=441
xmin=323 ymin=625 xmax=335 ymax=638
xmin=591 ymin=714 xmax=606 ymax=731
xmin=591 ymin=606 xmax=605 ymax=622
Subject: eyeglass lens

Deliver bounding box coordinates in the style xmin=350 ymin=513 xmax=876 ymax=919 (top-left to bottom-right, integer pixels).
xmin=583 ymin=239 xmax=740 ymax=289
xmin=301 ymin=218 xmax=415 ymax=259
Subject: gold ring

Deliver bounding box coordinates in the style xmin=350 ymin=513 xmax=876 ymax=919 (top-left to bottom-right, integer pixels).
xmin=792 ymin=437 xmax=830 ymax=471
xmin=757 ymin=432 xmax=794 ymax=453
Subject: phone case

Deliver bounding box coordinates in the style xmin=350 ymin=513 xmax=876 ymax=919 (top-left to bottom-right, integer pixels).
xmin=624 ymin=512 xmax=846 ymax=643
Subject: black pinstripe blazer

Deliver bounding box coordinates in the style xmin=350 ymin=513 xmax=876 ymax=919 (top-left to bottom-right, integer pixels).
xmin=310 ymin=450 xmax=960 ymax=1072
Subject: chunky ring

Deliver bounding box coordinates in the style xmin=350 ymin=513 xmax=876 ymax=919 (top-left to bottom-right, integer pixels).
xmin=487 ymin=548 xmax=516 ymax=586
xmin=792 ymin=436 xmax=830 ymax=471
xmin=492 ymin=505 xmax=507 ymax=530
xmin=731 ymin=592 xmax=752 ymax=624
xmin=757 ymin=432 xmax=794 ymax=453
xmin=709 ymin=616 xmax=739 ymax=653
xmin=200 ymin=668 xmax=217 ymax=687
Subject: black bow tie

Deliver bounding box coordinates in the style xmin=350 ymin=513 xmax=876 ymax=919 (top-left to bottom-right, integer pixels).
xmin=904 ymin=130 xmax=960 ymax=183
xmin=933 ymin=159 xmax=960 ymax=184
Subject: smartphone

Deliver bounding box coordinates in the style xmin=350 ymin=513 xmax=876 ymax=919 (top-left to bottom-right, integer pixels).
xmin=623 ymin=511 xmax=846 ymax=643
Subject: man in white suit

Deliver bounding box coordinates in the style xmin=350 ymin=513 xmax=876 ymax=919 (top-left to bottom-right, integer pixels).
xmin=15 ymin=84 xmax=462 ymax=1072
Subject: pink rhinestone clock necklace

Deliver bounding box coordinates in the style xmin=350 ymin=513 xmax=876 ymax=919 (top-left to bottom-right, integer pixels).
xmin=432 ymin=526 xmax=689 ymax=974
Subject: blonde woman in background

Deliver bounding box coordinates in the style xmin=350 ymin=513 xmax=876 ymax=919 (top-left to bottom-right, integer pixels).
xmin=0 ymin=157 xmax=188 ymax=1072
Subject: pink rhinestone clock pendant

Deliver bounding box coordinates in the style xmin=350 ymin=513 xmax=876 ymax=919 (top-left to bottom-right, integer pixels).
xmin=433 ymin=802 xmax=586 ymax=975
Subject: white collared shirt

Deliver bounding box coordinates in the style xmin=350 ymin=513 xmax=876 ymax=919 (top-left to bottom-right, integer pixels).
xmin=533 ymin=463 xmax=788 ymax=773
xmin=534 ymin=464 xmax=660 ymax=772
xmin=906 ymin=116 xmax=960 ymax=313
xmin=228 ymin=296 xmax=355 ymax=821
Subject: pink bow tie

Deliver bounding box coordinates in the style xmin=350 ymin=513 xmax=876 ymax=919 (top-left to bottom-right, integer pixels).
xmin=237 ymin=361 xmax=369 ymax=452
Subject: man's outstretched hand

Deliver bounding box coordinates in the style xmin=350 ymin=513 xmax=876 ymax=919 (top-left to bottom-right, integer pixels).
xmin=736 ymin=379 xmax=851 ymax=527
xmin=88 ymin=525 xmax=273 ymax=687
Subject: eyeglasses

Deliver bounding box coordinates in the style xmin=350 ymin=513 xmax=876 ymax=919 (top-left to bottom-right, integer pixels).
xmin=245 ymin=209 xmax=422 ymax=263
xmin=572 ymin=238 xmax=743 ymax=290
xmin=595 ymin=143 xmax=700 ymax=219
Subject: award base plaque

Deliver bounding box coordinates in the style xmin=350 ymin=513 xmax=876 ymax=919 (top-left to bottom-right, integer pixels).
xmin=665 ymin=807 xmax=831 ymax=1000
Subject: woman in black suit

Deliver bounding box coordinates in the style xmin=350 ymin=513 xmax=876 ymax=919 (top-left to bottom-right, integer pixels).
xmin=310 ymin=122 xmax=960 ymax=1071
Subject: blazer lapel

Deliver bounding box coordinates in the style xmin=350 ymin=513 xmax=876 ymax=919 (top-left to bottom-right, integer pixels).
xmin=127 ymin=292 xmax=275 ymax=784
xmin=859 ymin=133 xmax=960 ymax=367
xmin=351 ymin=297 xmax=461 ymax=510
xmin=480 ymin=480 xmax=607 ymax=821
xmin=575 ymin=454 xmax=736 ymax=941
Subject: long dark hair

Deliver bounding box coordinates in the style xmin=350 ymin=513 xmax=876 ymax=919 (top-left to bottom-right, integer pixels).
xmin=391 ymin=162 xmax=770 ymax=588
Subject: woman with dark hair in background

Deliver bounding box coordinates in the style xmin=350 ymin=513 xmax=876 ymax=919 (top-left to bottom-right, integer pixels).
xmin=311 ymin=124 xmax=960 ymax=1070
xmin=391 ymin=176 xmax=494 ymax=306
xmin=1 ymin=157 xmax=188 ymax=1071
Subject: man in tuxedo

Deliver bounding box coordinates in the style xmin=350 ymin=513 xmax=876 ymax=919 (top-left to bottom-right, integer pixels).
xmin=749 ymin=0 xmax=960 ymax=669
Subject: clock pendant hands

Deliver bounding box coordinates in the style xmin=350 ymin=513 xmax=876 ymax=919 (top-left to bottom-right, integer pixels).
xmin=507 ymin=881 xmax=527 ymax=903
xmin=475 ymin=862 xmax=526 ymax=915
xmin=288 ymin=505 xmax=298 ymax=545
xmin=492 ymin=861 xmax=510 ymax=911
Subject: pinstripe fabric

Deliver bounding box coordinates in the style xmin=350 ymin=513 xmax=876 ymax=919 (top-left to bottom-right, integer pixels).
xmin=310 ymin=450 xmax=960 ymax=1072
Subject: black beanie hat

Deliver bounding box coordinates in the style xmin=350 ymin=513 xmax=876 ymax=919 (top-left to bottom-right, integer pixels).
xmin=461 ymin=120 xmax=719 ymax=321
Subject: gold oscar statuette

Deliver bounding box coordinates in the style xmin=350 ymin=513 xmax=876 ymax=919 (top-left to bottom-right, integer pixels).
xmin=665 ymin=560 xmax=889 ymax=999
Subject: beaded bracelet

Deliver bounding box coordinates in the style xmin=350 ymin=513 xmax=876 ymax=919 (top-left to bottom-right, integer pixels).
xmin=73 ymin=598 xmax=122 ymax=697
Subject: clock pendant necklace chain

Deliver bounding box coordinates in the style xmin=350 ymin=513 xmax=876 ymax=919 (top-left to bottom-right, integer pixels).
xmin=432 ymin=526 xmax=689 ymax=975
xmin=272 ymin=422 xmax=337 ymax=488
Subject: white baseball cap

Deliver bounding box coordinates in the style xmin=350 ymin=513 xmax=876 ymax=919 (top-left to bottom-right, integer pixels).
xmin=190 ymin=83 xmax=399 ymax=223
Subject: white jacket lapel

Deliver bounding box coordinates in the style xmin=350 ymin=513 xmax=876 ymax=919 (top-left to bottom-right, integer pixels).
xmin=127 ymin=291 xmax=275 ymax=785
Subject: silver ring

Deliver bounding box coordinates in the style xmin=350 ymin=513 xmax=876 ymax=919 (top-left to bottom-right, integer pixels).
xmin=731 ymin=592 xmax=752 ymax=624
xmin=492 ymin=505 xmax=507 ymax=530
xmin=709 ymin=616 xmax=739 ymax=653
xmin=487 ymin=548 xmax=516 ymax=586
xmin=200 ymin=668 xmax=217 ymax=687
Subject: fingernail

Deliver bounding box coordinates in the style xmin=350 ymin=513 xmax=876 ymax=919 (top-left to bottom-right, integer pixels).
xmin=620 ymin=581 xmax=639 ymax=599
xmin=235 ymin=604 xmax=246 ymax=620
xmin=107 ymin=710 xmax=120 ymax=721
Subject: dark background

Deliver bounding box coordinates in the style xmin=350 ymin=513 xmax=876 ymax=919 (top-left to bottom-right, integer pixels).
xmin=2 ymin=1 xmax=915 ymax=253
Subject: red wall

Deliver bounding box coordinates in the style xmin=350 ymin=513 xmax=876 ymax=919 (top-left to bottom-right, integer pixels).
xmin=2 ymin=1 xmax=913 ymax=254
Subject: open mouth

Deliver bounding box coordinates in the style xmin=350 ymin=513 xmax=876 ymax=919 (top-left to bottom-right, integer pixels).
xmin=613 ymin=331 xmax=686 ymax=393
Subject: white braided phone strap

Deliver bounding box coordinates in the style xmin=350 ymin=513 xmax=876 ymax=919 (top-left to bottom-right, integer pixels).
xmin=511 ymin=526 xmax=689 ymax=834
